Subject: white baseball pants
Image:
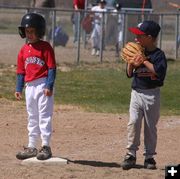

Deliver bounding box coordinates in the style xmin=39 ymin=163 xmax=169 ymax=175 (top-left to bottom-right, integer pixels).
xmin=25 ymin=77 xmax=54 ymax=148
xmin=91 ymin=23 xmax=101 ymax=50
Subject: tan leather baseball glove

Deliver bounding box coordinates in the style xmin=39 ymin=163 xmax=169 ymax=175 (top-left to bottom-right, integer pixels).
xmin=121 ymin=42 xmax=146 ymax=67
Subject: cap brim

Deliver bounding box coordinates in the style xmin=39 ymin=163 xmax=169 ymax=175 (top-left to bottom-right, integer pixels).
xmin=128 ymin=27 xmax=146 ymax=35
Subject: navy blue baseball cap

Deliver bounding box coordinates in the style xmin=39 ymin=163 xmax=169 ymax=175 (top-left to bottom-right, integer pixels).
xmin=129 ymin=20 xmax=161 ymax=38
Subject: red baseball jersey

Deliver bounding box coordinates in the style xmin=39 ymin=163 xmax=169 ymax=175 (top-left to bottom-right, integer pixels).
xmin=17 ymin=40 xmax=56 ymax=82
xmin=73 ymin=0 xmax=85 ymax=9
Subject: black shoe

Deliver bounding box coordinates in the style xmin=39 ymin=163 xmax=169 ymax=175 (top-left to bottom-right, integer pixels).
xmin=121 ymin=153 xmax=136 ymax=170
xmin=16 ymin=147 xmax=38 ymax=160
xmin=36 ymin=146 xmax=52 ymax=160
xmin=144 ymin=158 xmax=156 ymax=169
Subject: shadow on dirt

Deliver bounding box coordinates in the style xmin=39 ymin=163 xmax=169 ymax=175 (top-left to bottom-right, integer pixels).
xmin=68 ymin=159 xmax=121 ymax=168
xmin=68 ymin=159 xmax=146 ymax=170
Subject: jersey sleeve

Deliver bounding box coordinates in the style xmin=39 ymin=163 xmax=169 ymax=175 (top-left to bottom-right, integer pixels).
xmin=45 ymin=68 xmax=56 ymax=91
xmin=153 ymin=50 xmax=167 ymax=82
xmin=16 ymin=74 xmax=25 ymax=92
xmin=43 ymin=43 xmax=56 ymax=91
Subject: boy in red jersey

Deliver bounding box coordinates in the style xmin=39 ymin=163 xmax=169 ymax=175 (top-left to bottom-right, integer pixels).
xmin=15 ymin=13 xmax=56 ymax=160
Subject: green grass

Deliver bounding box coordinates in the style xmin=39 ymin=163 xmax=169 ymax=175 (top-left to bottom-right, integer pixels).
xmin=0 ymin=68 xmax=16 ymax=99
xmin=160 ymin=61 xmax=180 ymax=115
xmin=0 ymin=61 xmax=180 ymax=115
xmin=55 ymin=66 xmax=131 ymax=113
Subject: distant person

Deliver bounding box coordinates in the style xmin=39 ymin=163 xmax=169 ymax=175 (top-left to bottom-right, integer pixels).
xmin=15 ymin=13 xmax=56 ymax=160
xmin=72 ymin=0 xmax=85 ymax=43
xmin=30 ymin=0 xmax=56 ymax=41
xmin=91 ymin=0 xmax=107 ymax=56
xmin=113 ymin=2 xmax=124 ymax=57
xmin=121 ymin=21 xmax=167 ymax=170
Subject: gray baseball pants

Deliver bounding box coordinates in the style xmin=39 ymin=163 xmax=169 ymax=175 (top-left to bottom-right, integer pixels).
xmin=127 ymin=88 xmax=160 ymax=158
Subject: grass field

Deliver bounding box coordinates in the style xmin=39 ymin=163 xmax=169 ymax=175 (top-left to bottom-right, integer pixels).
xmin=0 ymin=60 xmax=180 ymax=115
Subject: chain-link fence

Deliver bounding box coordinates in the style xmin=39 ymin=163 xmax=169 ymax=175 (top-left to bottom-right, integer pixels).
xmin=0 ymin=5 xmax=179 ymax=65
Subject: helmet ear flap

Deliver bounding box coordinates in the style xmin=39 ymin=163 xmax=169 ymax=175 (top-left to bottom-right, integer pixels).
xmin=18 ymin=27 xmax=26 ymax=38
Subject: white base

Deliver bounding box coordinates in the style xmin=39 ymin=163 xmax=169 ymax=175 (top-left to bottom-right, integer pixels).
xmin=21 ymin=157 xmax=68 ymax=166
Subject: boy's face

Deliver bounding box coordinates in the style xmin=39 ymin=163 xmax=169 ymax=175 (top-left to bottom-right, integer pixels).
xmin=25 ymin=27 xmax=39 ymax=43
xmin=135 ymin=34 xmax=155 ymax=48
xmin=99 ymin=3 xmax=105 ymax=8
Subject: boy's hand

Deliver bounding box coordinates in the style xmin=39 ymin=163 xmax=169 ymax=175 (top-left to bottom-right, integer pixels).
xmin=133 ymin=54 xmax=146 ymax=67
xmin=44 ymin=88 xmax=53 ymax=96
xmin=15 ymin=92 xmax=22 ymax=100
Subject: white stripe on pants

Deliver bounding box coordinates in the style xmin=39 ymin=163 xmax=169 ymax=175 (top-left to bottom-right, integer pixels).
xmin=127 ymin=88 xmax=160 ymax=157
xmin=25 ymin=78 xmax=53 ymax=148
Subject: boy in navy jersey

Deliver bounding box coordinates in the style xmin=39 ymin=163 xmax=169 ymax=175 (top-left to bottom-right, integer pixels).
xmin=15 ymin=13 xmax=56 ymax=160
xmin=121 ymin=21 xmax=167 ymax=170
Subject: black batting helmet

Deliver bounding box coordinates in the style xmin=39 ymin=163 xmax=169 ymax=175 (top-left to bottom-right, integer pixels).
xmin=18 ymin=13 xmax=46 ymax=38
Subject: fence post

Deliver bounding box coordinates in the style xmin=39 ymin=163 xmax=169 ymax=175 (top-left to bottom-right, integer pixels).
xmin=123 ymin=12 xmax=127 ymax=46
xmin=76 ymin=11 xmax=81 ymax=65
xmin=158 ymin=14 xmax=163 ymax=49
xmin=51 ymin=10 xmax=56 ymax=49
xmin=175 ymin=13 xmax=179 ymax=59
xmin=83 ymin=2 xmax=88 ymax=49
xmin=99 ymin=11 xmax=105 ymax=63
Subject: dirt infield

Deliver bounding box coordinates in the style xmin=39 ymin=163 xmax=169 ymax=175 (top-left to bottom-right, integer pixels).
xmin=0 ymin=98 xmax=179 ymax=179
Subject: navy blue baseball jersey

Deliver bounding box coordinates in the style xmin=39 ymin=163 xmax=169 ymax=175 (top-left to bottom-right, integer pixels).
xmin=128 ymin=48 xmax=167 ymax=89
